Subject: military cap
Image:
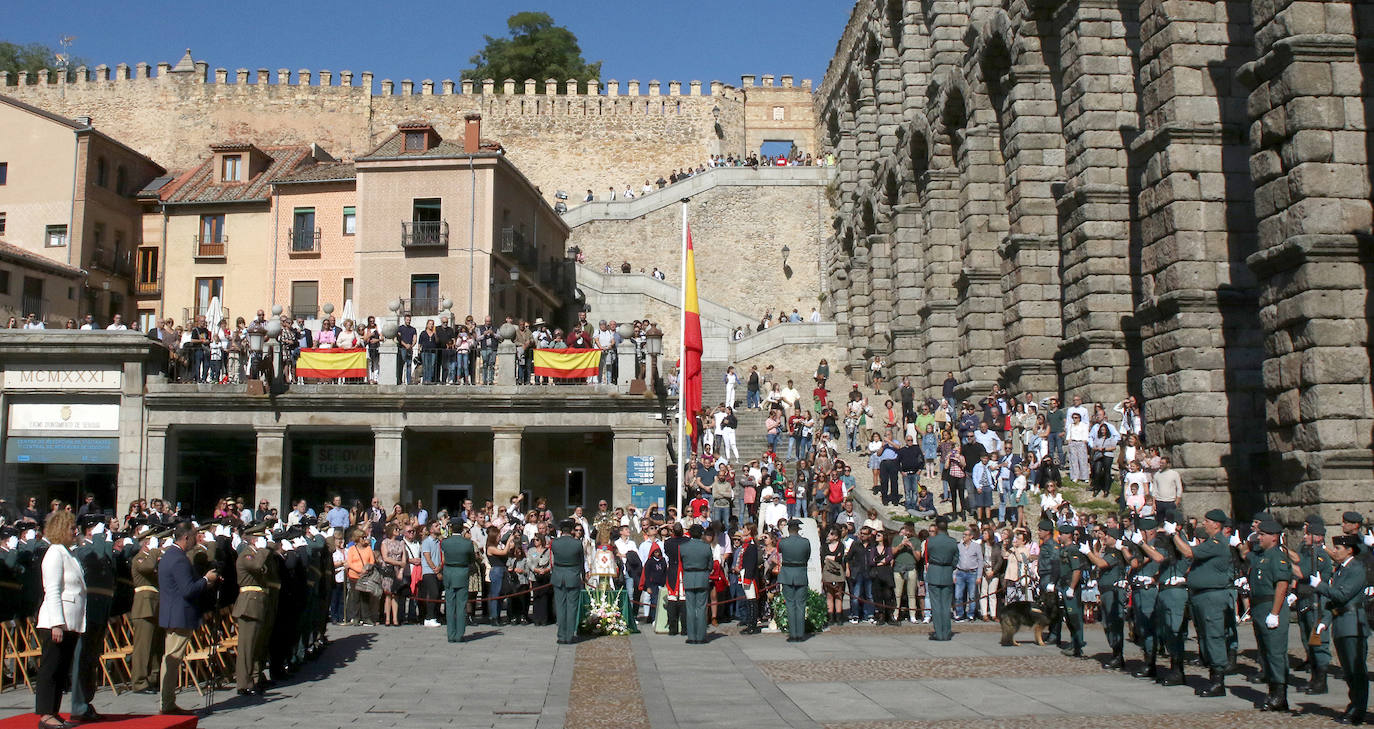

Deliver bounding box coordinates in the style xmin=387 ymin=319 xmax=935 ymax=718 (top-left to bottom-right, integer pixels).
xmin=144 ymin=527 xmax=173 ymax=542
xmin=1136 ymin=516 xmax=1158 ymax=530
xmin=242 ymin=523 xmax=267 ymax=537
xmin=301 ymin=515 xmax=318 ymax=527
xmin=1057 ymin=520 xmax=1074 ymax=532
xmin=1304 ymin=514 xmax=1326 ymax=535
xmin=1037 ymin=518 xmax=1055 ymax=532
xmin=1204 ymin=508 xmax=1229 ymax=524
xmin=1251 ymin=511 xmax=1274 ymax=523
xmin=1102 ymin=526 xmax=1122 ymax=539
xmin=77 ymin=513 xmax=106 ymax=529
xmin=1332 ymin=534 xmax=1362 ymax=552
xmin=558 ymin=518 xmax=575 ymax=532
xmin=1257 ymin=518 xmax=1283 ymax=535
xmin=0 ymin=526 xmax=16 ymax=539
xmin=787 ymin=519 xmax=803 ymax=529
xmin=1342 ymin=511 xmax=1364 ymax=525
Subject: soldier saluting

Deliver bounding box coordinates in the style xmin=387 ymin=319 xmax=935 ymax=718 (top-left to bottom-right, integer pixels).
xmin=69 ymin=513 xmax=115 ymax=722
xmin=1176 ymin=508 xmax=1232 ymax=697
xmin=1311 ymin=533 xmax=1370 ymax=726
xmin=129 ymin=523 xmax=169 ymax=694
xmin=233 ymin=523 xmax=270 ymax=696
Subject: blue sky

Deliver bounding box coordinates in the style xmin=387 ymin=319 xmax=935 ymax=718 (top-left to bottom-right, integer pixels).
xmin=7 ymin=0 xmax=855 ymax=89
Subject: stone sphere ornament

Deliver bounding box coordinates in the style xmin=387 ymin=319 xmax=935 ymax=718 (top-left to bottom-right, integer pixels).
xmin=498 ymin=322 xmax=518 ymax=341
xmin=322 ymin=303 xmax=334 ymax=315
xmin=381 ymin=322 xmax=398 ymax=339
xmin=271 ymin=305 xmax=283 ymax=316
xmin=265 ymin=319 xmax=282 ymax=337
xmin=388 ymin=299 xmax=402 ymax=313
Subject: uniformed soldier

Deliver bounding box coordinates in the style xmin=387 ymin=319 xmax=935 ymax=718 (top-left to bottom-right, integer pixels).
xmin=551 ymin=519 xmax=585 ymax=645
xmin=924 ymin=517 xmax=957 ymax=641
xmin=1247 ymin=517 xmax=1292 ymax=711
xmin=259 ymin=527 xmax=282 ymax=684
xmin=679 ymin=524 xmax=713 ymax=644
xmin=1143 ymin=511 xmax=1191 ymax=685
xmin=1287 ymin=514 xmax=1333 ymax=695
xmin=733 ymin=527 xmax=761 ymax=634
xmin=778 ymin=519 xmax=811 ymax=642
xmin=1177 ymin=508 xmax=1232 ymax=697
xmin=129 ymin=525 xmax=167 ymax=694
xmin=1338 ymin=511 xmax=1374 ymax=628
xmin=1313 ymin=533 xmax=1369 ymax=725
xmin=1057 ymin=521 xmax=1088 ymax=657
xmin=1124 ymin=517 xmax=1162 ymax=678
xmin=1035 ymin=519 xmax=1061 ymax=646
xmin=70 ymin=513 xmax=115 ymax=722
xmin=233 ymin=523 xmax=270 ymax=696
xmin=0 ymin=527 xmax=24 ymax=625
xmin=309 ymin=519 xmax=333 ymax=654
xmin=19 ymin=524 xmax=49 ymax=621
xmin=662 ymin=523 xmax=689 ymax=636
xmin=1087 ymin=525 xmax=1127 ymax=669
xmin=441 ymin=522 xmax=478 ymax=643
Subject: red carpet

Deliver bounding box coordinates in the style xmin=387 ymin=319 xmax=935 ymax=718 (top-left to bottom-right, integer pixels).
xmin=0 ymin=715 xmax=196 ymax=729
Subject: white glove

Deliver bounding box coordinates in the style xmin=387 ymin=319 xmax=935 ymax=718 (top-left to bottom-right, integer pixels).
xmin=1265 ymin=613 xmax=1279 ymax=629
xmin=1286 ymin=593 xmax=1296 ymax=607
xmin=1363 ymin=533 xmax=1374 ymax=547
xmin=1130 ymin=531 xmax=1144 ymax=545
xmin=1167 ymin=576 xmax=1187 ymax=586
xmin=1064 ymin=587 xmax=1074 ymax=599
xmin=1162 ymin=522 xmax=1177 ymax=535
xmin=4 ymin=536 xmax=16 ymax=550
xmin=1046 ymin=582 xmax=1056 ymax=592
xmin=1234 ymin=577 xmax=1248 ymax=589
xmin=231 ymin=534 xmax=242 ymax=551
xmin=1229 ymin=534 xmax=1241 ymax=548
xmin=1078 ymin=542 xmax=1091 ymax=555
xmin=1310 ymin=573 xmax=1322 ymax=587
xmin=1138 ymin=576 xmax=1154 ymax=587
xmin=1087 ymin=579 xmax=1098 ymax=589
xmin=254 ymin=537 xmax=267 ymax=550
xmin=1114 ymin=580 xmax=1128 ymax=590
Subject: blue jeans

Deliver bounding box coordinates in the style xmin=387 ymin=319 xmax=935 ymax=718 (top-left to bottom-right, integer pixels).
xmin=330 ymin=583 xmax=346 ymax=622
xmin=191 ymin=348 xmax=209 ymax=382
xmin=954 ymin=570 xmax=978 ymax=619
xmin=397 ymin=349 xmax=413 ymax=384
xmin=902 ymin=472 xmax=919 ymax=508
xmin=1048 ymin=432 xmax=1064 ymax=464
xmin=480 ymin=348 xmax=496 ymax=384
xmin=445 ymin=350 xmax=459 ymax=382
xmin=746 ymin=390 xmax=760 ymax=408
xmin=850 ymin=574 xmax=873 ymax=620
xmin=711 ymin=505 xmax=731 ymax=528
xmin=456 ymin=351 xmax=470 ymax=383
xmin=421 ymin=351 xmax=438 ymax=383
xmin=767 ymin=432 xmax=779 ymax=452
xmin=847 ymin=430 xmax=859 ymax=451
xmin=486 ymin=565 xmax=506 ymax=621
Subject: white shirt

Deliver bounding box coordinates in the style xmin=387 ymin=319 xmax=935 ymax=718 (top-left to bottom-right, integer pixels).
xmin=23 ymin=321 xmax=44 ymax=329
xmin=809 ymin=309 xmax=821 ymax=323
xmin=973 ymin=429 xmax=1002 ymax=454
xmin=106 ymin=323 xmax=127 ymax=330
xmin=1066 ymin=405 xmax=1090 ymax=425
xmin=1067 ymin=420 xmax=1090 ymax=442
xmin=1040 ymin=492 xmax=1064 ymax=513
xmin=614 ymin=537 xmax=637 ymax=558
xmin=80 ymin=323 xmax=95 ymax=330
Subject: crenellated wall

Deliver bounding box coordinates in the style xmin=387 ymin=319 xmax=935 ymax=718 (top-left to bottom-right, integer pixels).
xmin=0 ymin=51 xmax=817 ymax=211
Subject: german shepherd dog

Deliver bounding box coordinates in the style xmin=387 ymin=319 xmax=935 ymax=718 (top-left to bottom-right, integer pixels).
xmin=1000 ymin=598 xmax=1059 ymax=646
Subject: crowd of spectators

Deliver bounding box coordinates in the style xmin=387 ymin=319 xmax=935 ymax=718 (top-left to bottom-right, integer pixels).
xmin=581 ymin=148 xmax=835 ymax=204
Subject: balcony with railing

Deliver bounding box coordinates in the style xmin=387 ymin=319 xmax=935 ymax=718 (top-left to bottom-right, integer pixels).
xmin=289 ymin=227 xmax=322 ymax=255
xmin=88 ymin=246 xmax=111 ymax=272
xmin=193 ymin=234 xmax=228 ymax=259
xmin=398 ymin=297 xmax=440 ymax=317
xmin=182 ymin=305 xmax=230 ymax=325
xmin=20 ymin=296 xmax=47 ymax=318
xmin=135 ymin=279 xmax=161 ymax=296
xmin=402 ymin=221 xmax=448 ymax=249
xmin=499 ymin=226 xmax=539 ymax=269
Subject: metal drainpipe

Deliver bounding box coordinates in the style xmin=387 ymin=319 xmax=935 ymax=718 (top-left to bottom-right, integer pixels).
xmin=468 ymin=156 xmax=476 ymax=318
xmin=270 ymin=187 xmax=281 ymax=311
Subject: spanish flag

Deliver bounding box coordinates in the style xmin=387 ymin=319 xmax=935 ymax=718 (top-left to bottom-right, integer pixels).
xmin=533 ymin=348 xmax=602 ymax=378
xmin=296 ymin=347 xmax=368 ymax=379
xmin=683 ymin=227 xmax=703 ymax=450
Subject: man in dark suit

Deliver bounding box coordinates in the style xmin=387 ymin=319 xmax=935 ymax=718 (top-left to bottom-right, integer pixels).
xmin=551 ymin=519 xmax=585 ymax=645
xmin=663 ymin=522 xmax=689 ymax=636
xmin=734 ymin=528 xmax=761 ymax=634
xmin=158 ymin=521 xmax=219 ymax=715
xmin=679 ymin=524 xmax=713 ymax=644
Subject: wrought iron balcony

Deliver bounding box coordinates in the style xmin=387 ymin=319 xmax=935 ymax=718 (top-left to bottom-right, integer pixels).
xmin=290 ymin=227 xmax=322 ymax=254
xmin=399 ymin=297 xmax=440 ymax=316
xmin=192 ymin=234 xmax=228 ymax=259
xmin=135 ymin=279 xmax=161 ymax=296
xmin=402 ymin=220 xmax=448 ymax=249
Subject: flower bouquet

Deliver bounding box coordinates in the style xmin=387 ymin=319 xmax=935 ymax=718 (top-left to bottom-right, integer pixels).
xmin=769 ymin=588 xmax=830 ymax=634
xmin=581 ymin=586 xmax=630 ymax=636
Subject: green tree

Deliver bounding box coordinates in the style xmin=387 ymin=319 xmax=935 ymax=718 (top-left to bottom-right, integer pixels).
xmin=0 ymin=40 xmax=83 ymax=83
xmin=461 ymin=12 xmax=601 ymax=92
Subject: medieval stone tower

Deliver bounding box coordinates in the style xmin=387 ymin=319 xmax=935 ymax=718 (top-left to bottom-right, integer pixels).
xmin=816 ymin=0 xmax=1374 ymax=521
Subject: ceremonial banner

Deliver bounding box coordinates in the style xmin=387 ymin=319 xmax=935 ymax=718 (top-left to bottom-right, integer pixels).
xmin=296 ymin=347 xmax=367 ymax=379
xmin=682 ymin=226 xmax=703 ymax=450
xmin=533 ymin=348 xmax=602 ymax=378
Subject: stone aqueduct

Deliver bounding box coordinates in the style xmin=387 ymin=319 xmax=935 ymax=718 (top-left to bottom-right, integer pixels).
xmin=815 ymin=0 xmax=1374 ymax=519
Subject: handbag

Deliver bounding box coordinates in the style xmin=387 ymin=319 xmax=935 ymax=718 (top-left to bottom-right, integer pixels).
xmin=352 ymin=547 xmax=384 ymax=595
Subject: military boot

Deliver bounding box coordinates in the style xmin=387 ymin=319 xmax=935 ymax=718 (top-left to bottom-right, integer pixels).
xmin=1133 ymin=657 xmax=1157 ymax=679
xmin=1198 ymin=669 xmax=1226 ymax=697
xmin=1261 ymin=683 xmax=1288 ymax=712
xmin=1103 ymin=652 xmax=1124 ymax=670
xmin=1226 ymin=648 xmax=1238 ymax=674
xmin=1305 ymin=667 xmax=1328 ymax=695
xmin=1160 ymin=657 xmax=1185 ymax=686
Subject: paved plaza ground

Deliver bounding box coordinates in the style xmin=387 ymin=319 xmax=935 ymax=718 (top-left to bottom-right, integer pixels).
xmin=0 ymin=618 xmax=1363 ymax=729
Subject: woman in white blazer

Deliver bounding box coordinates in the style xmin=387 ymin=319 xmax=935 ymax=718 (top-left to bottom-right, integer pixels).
xmin=35 ymin=510 xmax=85 ymax=729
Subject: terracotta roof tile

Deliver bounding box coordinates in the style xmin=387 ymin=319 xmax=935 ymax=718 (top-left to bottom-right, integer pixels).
xmin=0 ymin=241 xmax=85 ymax=278
xmin=274 ymin=161 xmax=356 ymax=185
xmin=163 ymin=146 xmax=314 ymax=204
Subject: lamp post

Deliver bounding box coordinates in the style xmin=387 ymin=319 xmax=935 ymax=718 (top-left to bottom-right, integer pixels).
xmin=644 ymin=323 xmax=664 ymax=394
xmin=781 ymin=244 xmax=790 ymax=269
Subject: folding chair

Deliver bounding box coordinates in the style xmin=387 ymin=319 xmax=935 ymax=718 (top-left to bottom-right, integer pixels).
xmin=180 ymin=624 xmax=220 ymax=695
xmin=9 ymin=620 xmax=43 ymax=693
xmin=99 ymin=616 xmax=134 ymax=694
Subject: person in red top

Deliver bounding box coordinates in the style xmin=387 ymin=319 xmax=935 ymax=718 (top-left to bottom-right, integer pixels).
xmin=813 ymin=384 xmax=828 ymax=407
xmin=825 ymin=471 xmax=846 ymax=525
xmin=688 ymin=488 xmax=710 ymax=520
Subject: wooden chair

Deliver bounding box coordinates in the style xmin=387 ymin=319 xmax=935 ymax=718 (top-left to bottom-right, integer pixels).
xmin=180 ymin=623 xmax=220 ymax=695
xmin=214 ymin=616 xmax=239 ymax=677
xmin=6 ymin=620 xmax=44 ymax=693
xmin=99 ymin=616 xmax=134 ymax=695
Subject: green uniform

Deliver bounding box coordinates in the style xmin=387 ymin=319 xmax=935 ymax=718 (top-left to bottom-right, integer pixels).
xmin=1156 ymin=534 xmax=1191 ymax=664
xmin=778 ymin=534 xmax=811 ymax=640
xmin=1098 ymin=545 xmax=1127 ymax=658
xmin=71 ymin=535 xmax=114 ymax=716
xmin=232 ymin=545 xmax=270 ymax=691
xmin=925 ymin=532 xmax=957 ymax=640
xmin=679 ymin=538 xmax=713 ymax=643
xmin=441 ymin=535 xmax=477 ymax=643
xmin=1059 ymin=546 xmax=1087 ymax=653
xmin=551 ymin=535 xmax=585 ymax=644
xmin=1037 ymin=537 xmax=1061 ymax=643
xmin=1248 ymin=545 xmax=1292 ymax=685
xmin=1316 ymin=557 xmax=1369 ymax=718
xmin=1187 ymin=531 xmax=1232 ymax=671
xmin=0 ymin=546 xmax=23 ymax=622
xmin=1127 ymin=538 xmax=1161 ymax=663
xmin=129 ymin=546 xmax=163 ymax=691
xmin=1296 ymin=543 xmax=1333 ymax=674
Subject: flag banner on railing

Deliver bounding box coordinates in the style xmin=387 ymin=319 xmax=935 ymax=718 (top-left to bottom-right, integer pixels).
xmin=533 ymin=348 xmax=602 ymax=378
xmin=297 ymin=348 xmax=368 ymax=379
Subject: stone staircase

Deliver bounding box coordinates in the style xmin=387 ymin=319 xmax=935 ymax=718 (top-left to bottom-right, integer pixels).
xmin=700 ymin=361 xmax=768 ymax=459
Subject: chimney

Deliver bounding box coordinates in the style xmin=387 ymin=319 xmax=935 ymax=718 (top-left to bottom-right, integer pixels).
xmin=464 ymin=113 xmax=481 ymax=154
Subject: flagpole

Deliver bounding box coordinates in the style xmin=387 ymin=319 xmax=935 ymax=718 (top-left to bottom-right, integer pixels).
xmin=677 ymin=198 xmax=688 ymax=519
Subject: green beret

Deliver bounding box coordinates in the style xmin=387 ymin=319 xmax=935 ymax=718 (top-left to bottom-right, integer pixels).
xmin=1103 ymin=526 xmax=1122 ymax=539
xmin=1037 ymin=519 xmax=1055 ymax=532
xmin=1257 ymin=519 xmax=1282 ymax=535
xmin=1136 ymin=517 xmax=1158 ymax=530
xmin=1204 ymin=508 xmax=1229 ymax=524
xmin=1342 ymin=511 xmax=1364 ymax=525
xmin=1304 ymin=514 xmax=1326 ymax=535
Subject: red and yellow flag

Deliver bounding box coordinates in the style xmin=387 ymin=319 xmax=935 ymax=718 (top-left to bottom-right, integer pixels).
xmin=683 ymin=227 xmax=703 ymax=450
xmin=533 ymin=348 xmax=602 ymax=378
xmin=296 ymin=347 xmax=368 ymax=379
